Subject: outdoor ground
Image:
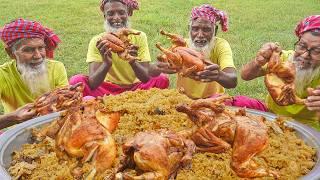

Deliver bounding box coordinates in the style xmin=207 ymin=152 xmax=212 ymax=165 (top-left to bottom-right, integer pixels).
xmin=0 ymin=0 xmax=319 ymax=113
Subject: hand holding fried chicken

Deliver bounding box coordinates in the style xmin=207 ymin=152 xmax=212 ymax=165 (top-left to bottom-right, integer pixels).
xmin=33 ymin=83 xmax=84 ymax=116
xmin=99 ymin=28 xmax=141 ymax=62
xmin=156 ymin=30 xmax=208 ymax=76
xmin=263 ymin=43 xmax=305 ymax=106
xmin=306 ymin=87 xmax=320 ymax=120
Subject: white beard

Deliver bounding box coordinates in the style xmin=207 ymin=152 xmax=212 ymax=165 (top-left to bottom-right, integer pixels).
xmin=294 ymin=64 xmax=320 ymax=97
xmin=16 ymin=59 xmax=51 ymax=97
xmin=104 ymin=20 xmax=131 ymax=33
xmin=189 ymin=36 xmax=216 ymax=59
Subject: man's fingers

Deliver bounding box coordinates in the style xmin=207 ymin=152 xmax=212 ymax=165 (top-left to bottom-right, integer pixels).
xmin=24 ymin=103 xmax=34 ymax=109
xmin=157 ymin=62 xmax=170 ymax=68
xmin=158 ymin=67 xmax=177 ymax=74
xmin=204 ymin=64 xmax=220 ymax=71
xmin=104 ymin=51 xmax=111 ymax=58
xmin=96 ymin=39 xmax=104 ymax=48
xmin=306 ymin=106 xmax=320 ymax=111
xmin=197 ymin=70 xmax=219 ymax=77
xmin=200 ymin=79 xmax=213 ymax=82
xmin=129 ymin=44 xmax=139 ymax=50
xmin=312 ymin=90 xmax=320 ymax=96
xmin=307 ymin=95 xmax=320 ymax=102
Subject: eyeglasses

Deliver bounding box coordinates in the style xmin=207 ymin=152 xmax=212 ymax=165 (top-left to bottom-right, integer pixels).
xmin=294 ymin=41 xmax=320 ymax=60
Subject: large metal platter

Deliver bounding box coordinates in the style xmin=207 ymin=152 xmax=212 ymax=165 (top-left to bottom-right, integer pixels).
xmin=0 ymin=109 xmax=319 ymax=179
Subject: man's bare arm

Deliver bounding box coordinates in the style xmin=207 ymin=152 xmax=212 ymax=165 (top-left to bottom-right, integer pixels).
xmin=241 ymin=59 xmax=266 ymax=80
xmin=88 ymin=39 xmax=114 ymax=90
xmin=217 ymin=67 xmax=237 ymax=89
xmin=191 ymin=65 xmax=237 ymax=89
xmin=241 ymin=42 xmax=281 ymax=81
xmin=88 ymin=62 xmax=112 ymax=90
xmin=0 ymin=104 xmax=35 ymax=129
xmin=129 ymin=61 xmax=150 ymax=83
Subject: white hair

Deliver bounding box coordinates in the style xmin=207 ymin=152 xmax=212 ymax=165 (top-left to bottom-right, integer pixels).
xmin=188 ymin=35 xmax=216 ymax=59
xmin=294 ymin=65 xmax=320 ymax=97
xmin=104 ymin=19 xmax=131 ymax=33
xmin=16 ymin=58 xmax=50 ymax=97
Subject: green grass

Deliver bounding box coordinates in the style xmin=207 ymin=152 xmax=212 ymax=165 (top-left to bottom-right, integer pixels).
xmin=0 ymin=0 xmax=320 ymax=114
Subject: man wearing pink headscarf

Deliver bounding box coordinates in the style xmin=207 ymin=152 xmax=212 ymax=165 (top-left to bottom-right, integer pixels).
xmin=0 ymin=18 xmax=68 ymax=114
xmin=242 ymin=15 xmax=320 ymax=130
xmin=69 ymin=0 xmax=169 ymax=97
xmin=152 ymin=5 xmax=239 ymax=98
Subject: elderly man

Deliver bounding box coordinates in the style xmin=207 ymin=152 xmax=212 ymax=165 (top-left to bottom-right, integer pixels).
xmin=152 ymin=4 xmax=237 ymax=99
xmin=241 ymin=15 xmax=320 ymax=130
xmin=69 ymin=0 xmax=168 ymax=97
xmin=0 ymin=18 xmax=68 ymax=114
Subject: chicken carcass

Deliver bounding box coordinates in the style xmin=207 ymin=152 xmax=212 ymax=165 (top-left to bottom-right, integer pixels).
xmin=265 ymin=48 xmax=305 ymax=106
xmin=115 ymin=130 xmax=195 ymax=180
xmin=56 ymin=99 xmax=119 ymax=175
xmin=101 ymin=28 xmax=141 ymax=62
xmin=156 ymin=30 xmax=208 ymax=76
xmin=176 ymin=97 xmax=279 ymax=178
xmin=33 ymin=82 xmax=84 ymax=116
xmin=35 ymin=99 xmax=120 ymax=178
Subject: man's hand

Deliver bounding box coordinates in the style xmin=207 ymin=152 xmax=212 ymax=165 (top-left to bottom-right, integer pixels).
xmin=154 ymin=61 xmax=178 ymax=74
xmin=12 ymin=103 xmax=36 ymax=122
xmin=96 ymin=39 xmax=112 ymax=65
xmin=255 ymin=42 xmax=282 ymax=66
xmin=191 ymin=64 xmax=220 ymax=82
xmin=127 ymin=44 xmax=139 ymax=57
xmin=306 ymin=87 xmax=320 ymax=112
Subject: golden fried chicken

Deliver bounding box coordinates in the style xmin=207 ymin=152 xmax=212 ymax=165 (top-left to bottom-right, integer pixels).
xmin=33 ymin=82 xmax=84 ymax=116
xmin=56 ymin=99 xmax=118 ymax=175
xmin=34 ymin=98 xmax=120 ymax=178
xmin=101 ymin=28 xmax=141 ymax=62
xmin=159 ymin=30 xmax=187 ymax=48
xmin=177 ymin=97 xmax=279 ymax=178
xmin=116 ymin=130 xmax=195 ymax=180
xmin=265 ymin=48 xmax=305 ymax=106
xmin=156 ymin=30 xmax=208 ymax=76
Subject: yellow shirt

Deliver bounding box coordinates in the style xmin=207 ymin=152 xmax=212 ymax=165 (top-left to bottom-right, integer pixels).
xmin=0 ymin=60 xmax=68 ymax=113
xmin=86 ymin=29 xmax=151 ymax=85
xmin=177 ymin=37 xmax=235 ymax=99
xmin=266 ymin=50 xmax=320 ymax=130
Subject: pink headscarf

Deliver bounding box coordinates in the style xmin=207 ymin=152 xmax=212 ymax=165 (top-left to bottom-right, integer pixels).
xmin=100 ymin=0 xmax=139 ymax=16
xmin=191 ymin=4 xmax=229 ymax=32
xmin=0 ymin=18 xmax=60 ymax=59
xmin=295 ymin=15 xmax=320 ymax=38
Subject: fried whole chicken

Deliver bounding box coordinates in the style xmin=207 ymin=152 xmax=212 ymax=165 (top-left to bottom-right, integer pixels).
xmin=35 ymin=97 xmax=120 ymax=178
xmin=156 ymin=30 xmax=208 ymax=76
xmin=115 ymin=130 xmax=196 ymax=180
xmin=265 ymin=46 xmax=305 ymax=106
xmin=33 ymin=82 xmax=84 ymax=116
xmin=176 ymin=96 xmax=279 ymax=178
xmin=101 ymin=28 xmax=141 ymax=62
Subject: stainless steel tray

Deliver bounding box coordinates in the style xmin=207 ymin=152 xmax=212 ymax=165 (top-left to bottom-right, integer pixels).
xmin=0 ymin=109 xmax=319 ymax=179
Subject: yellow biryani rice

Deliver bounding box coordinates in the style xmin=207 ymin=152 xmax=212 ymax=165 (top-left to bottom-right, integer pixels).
xmin=8 ymin=88 xmax=316 ymax=179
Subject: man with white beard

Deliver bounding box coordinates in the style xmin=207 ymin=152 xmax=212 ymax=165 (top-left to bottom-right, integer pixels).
xmin=241 ymin=15 xmax=320 ymax=130
xmin=151 ymin=4 xmax=238 ymax=99
xmin=0 ymin=18 xmax=68 ymax=115
xmin=69 ymin=0 xmax=169 ymax=97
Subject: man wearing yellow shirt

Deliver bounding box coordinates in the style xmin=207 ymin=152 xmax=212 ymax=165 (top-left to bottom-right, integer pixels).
xmin=152 ymin=5 xmax=238 ymax=96
xmin=69 ymin=0 xmax=169 ymax=97
xmin=0 ymin=18 xmax=68 ymax=114
xmin=241 ymin=15 xmax=320 ymax=130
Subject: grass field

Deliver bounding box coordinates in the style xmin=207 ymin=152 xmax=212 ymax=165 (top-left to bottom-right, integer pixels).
xmin=0 ymin=0 xmax=320 ymax=114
